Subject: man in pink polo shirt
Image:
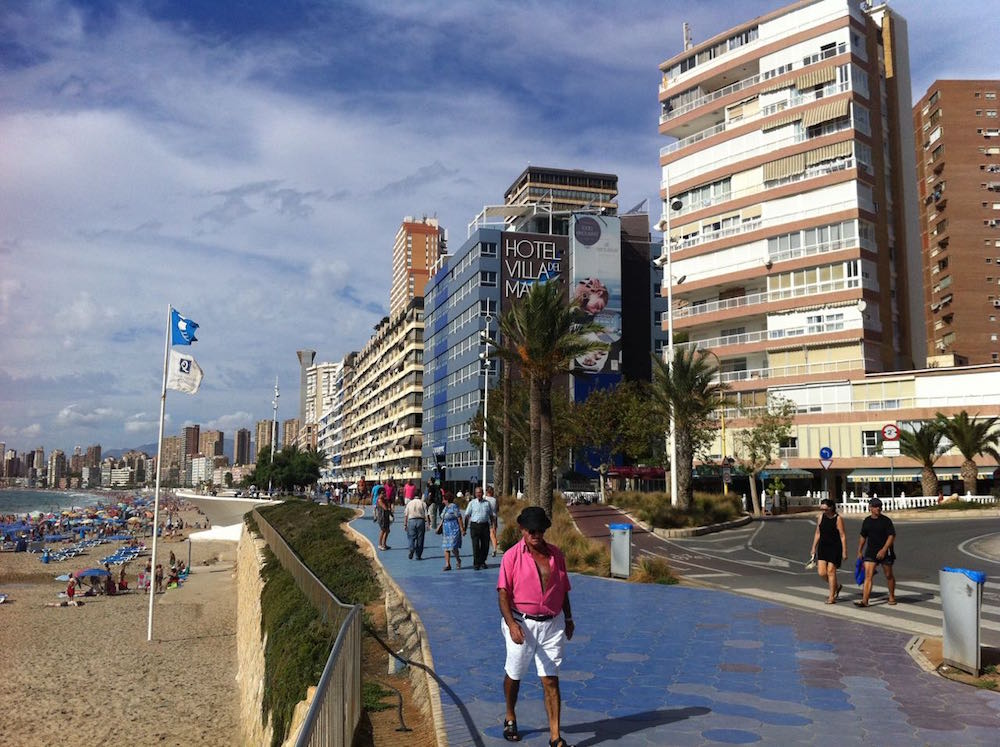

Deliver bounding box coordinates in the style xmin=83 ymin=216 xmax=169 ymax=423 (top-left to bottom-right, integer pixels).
xmin=497 ymin=506 xmax=575 ymax=747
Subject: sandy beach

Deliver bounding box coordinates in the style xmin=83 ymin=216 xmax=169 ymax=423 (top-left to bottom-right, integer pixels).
xmin=0 ymin=507 xmax=241 ymax=747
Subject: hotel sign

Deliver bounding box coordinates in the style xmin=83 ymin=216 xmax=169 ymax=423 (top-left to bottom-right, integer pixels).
xmin=500 ymin=232 xmax=567 ymax=303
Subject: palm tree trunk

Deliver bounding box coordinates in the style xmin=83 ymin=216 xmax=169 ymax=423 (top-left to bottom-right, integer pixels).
xmin=539 ymin=377 xmax=554 ymax=518
xmin=675 ymin=427 xmax=693 ymax=511
xmin=920 ymin=467 xmax=939 ymax=498
xmin=500 ymin=368 xmax=511 ymax=498
xmin=961 ymin=460 xmax=978 ymax=496
xmin=528 ymin=376 xmax=541 ymax=505
xmin=748 ymin=472 xmax=762 ymax=517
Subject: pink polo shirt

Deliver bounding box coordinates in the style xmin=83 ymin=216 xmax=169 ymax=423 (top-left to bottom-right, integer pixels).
xmin=404 ymin=482 xmax=418 ymax=500
xmin=497 ymin=538 xmax=571 ymax=617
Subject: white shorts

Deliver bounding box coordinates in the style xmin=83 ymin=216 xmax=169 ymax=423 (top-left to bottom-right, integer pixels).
xmin=501 ymin=614 xmax=566 ymax=679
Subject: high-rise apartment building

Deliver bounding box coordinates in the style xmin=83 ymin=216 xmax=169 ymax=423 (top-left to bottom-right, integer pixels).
xmin=255 ymin=419 xmax=273 ymax=460
xmin=914 ymin=80 xmax=1000 ymax=365
xmin=86 ymin=444 xmax=101 ymax=467
xmin=183 ymin=425 xmax=200 ymax=456
xmin=47 ymin=449 xmax=66 ymax=486
xmin=389 ymin=217 xmax=446 ymax=317
xmin=657 ymin=0 xmax=922 ymax=413
xmin=282 ymin=418 xmax=300 ymax=449
xmin=235 ymin=428 xmax=252 ymax=465
xmin=199 ymin=430 xmax=224 ymax=457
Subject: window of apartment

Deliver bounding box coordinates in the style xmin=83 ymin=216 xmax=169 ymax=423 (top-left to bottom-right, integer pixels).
xmin=862 ymin=430 xmax=881 ymax=456
xmin=990 ymin=111 xmax=999 ymax=118
xmin=480 ymin=271 xmax=497 ymax=286
xmin=977 ymin=110 xmax=983 ymax=117
xmin=929 ymin=90 xmax=940 ymax=105
xmin=974 ymin=91 xmax=981 ymax=99
xmin=988 ymin=92 xmax=998 ymax=99
xmin=479 ymin=241 xmax=497 ymax=257
xmin=993 ymin=353 xmax=999 ymax=362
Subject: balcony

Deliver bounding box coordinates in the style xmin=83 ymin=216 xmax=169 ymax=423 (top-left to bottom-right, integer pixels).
xmin=677 ymin=319 xmax=857 ymax=354
xmin=660 ymin=42 xmax=848 ymax=125
xmin=674 ymin=277 xmax=864 ymax=320
xmin=716 ymin=357 xmax=868 ymax=384
xmin=660 ymin=78 xmax=852 ymax=157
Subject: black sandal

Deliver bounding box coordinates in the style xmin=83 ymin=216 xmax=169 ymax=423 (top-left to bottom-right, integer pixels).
xmin=550 ymin=738 xmax=574 ymax=747
xmin=503 ymin=719 xmax=520 ymax=742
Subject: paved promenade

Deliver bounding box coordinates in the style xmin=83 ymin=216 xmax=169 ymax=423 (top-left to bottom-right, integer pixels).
xmin=350 ymin=508 xmax=1000 ymax=746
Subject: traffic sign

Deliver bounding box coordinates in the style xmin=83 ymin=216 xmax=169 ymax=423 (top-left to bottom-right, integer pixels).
xmin=882 ymin=441 xmax=900 ymax=457
xmin=881 ymin=423 xmax=900 ymax=441
xmin=819 ymin=446 xmax=833 ymax=460
xmin=820 ymin=458 xmax=833 ymax=470
xmin=722 ymin=466 xmax=732 ymax=484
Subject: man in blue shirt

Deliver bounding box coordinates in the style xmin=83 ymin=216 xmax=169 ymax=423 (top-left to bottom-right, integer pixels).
xmin=463 ymin=486 xmax=495 ymax=570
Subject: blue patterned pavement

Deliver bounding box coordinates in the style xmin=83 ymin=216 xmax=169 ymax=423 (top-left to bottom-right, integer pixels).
xmin=352 ymin=513 xmax=1000 ymax=745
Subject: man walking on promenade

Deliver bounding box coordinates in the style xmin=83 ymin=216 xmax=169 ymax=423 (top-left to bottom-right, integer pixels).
xmin=855 ymin=497 xmax=897 ymax=607
xmin=426 ymin=478 xmax=443 ymax=531
xmin=497 ymin=506 xmax=575 ymax=746
xmin=464 ymin=485 xmax=495 ymax=570
xmin=403 ymin=489 xmax=427 ymax=560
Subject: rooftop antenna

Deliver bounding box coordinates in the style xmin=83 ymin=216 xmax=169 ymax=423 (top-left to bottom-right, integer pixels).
xmin=683 ymin=22 xmax=692 ymax=51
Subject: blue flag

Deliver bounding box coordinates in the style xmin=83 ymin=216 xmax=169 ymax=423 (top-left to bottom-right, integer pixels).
xmin=171 ymin=308 xmax=199 ymax=345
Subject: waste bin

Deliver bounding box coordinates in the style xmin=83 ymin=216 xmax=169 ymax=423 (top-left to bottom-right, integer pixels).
xmin=610 ymin=523 xmax=632 ymax=579
xmin=939 ymin=567 xmax=987 ymax=675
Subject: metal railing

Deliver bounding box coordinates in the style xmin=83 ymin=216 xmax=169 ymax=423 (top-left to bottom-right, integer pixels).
xmin=675 ymin=277 xmax=863 ymax=320
xmin=252 ymin=509 xmax=362 ymax=747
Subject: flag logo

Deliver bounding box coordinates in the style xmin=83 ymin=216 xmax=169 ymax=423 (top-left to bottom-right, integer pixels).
xmin=171 ymin=309 xmax=199 ymax=345
xmin=166 ymin=349 xmax=203 ymax=394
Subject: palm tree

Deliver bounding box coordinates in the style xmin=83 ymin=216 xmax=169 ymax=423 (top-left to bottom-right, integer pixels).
xmin=649 ymin=348 xmax=725 ymax=510
xmin=898 ymin=422 xmax=947 ymax=497
xmin=934 ymin=411 xmax=1000 ymax=495
xmin=498 ymin=280 xmax=604 ymax=517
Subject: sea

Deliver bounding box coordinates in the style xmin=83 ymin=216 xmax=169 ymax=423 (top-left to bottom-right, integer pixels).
xmin=0 ymin=489 xmax=100 ymax=516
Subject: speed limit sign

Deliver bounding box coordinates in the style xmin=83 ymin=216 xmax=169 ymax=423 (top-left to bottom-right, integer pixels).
xmin=881 ymin=423 xmax=900 ymax=441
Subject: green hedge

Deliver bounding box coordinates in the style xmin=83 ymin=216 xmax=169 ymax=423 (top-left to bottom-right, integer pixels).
xmin=252 ymin=502 xmax=381 ymax=746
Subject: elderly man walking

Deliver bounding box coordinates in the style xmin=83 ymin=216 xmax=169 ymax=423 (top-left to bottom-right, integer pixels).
xmin=463 ymin=485 xmax=495 ymax=570
xmin=497 ymin=506 xmax=575 ymax=746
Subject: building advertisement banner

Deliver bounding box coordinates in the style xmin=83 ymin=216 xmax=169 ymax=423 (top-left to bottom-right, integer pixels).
xmin=570 ymin=214 xmax=622 ymax=374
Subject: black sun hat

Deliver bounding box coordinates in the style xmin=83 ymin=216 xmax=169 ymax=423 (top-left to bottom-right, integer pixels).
xmin=517 ymin=506 xmax=551 ymax=532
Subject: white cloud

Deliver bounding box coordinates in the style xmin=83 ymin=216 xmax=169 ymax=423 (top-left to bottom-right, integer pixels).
xmin=56 ymin=404 xmax=120 ymax=427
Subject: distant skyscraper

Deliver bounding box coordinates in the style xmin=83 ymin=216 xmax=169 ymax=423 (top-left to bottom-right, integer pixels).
xmin=389 ymin=217 xmax=447 ymax=317
xmin=199 ymin=429 xmax=224 ymax=457
xmin=86 ymin=444 xmax=102 ymax=467
xmin=914 ymin=79 xmax=1000 ymax=364
xmin=296 ymin=350 xmax=316 ymax=427
xmin=183 ymin=425 xmax=200 ymax=456
xmin=282 ymin=418 xmax=300 ymax=449
xmin=235 ymin=428 xmax=252 ymax=465
xmin=255 ymin=419 xmax=272 ymax=459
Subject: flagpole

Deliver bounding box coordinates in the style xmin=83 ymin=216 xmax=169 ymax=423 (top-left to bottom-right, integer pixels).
xmin=147 ymin=304 xmax=172 ymax=641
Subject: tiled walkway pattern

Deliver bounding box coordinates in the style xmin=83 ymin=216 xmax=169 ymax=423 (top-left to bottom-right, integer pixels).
xmin=351 ymin=512 xmax=1000 ymax=745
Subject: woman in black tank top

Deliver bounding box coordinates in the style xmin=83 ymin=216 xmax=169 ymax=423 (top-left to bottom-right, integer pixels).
xmin=810 ymin=498 xmax=847 ymax=603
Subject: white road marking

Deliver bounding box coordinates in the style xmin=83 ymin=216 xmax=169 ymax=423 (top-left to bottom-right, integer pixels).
xmin=958 ymin=531 xmax=1000 ymax=565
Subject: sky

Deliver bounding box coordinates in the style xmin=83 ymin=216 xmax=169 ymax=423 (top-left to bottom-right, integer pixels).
xmin=1 ymin=0 xmax=997 ymax=456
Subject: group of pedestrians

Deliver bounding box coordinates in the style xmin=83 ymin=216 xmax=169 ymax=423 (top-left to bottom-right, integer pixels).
xmin=809 ymin=496 xmax=897 ymax=606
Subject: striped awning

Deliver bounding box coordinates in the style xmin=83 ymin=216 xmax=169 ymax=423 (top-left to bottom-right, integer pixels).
xmin=762 ymin=110 xmax=803 ymax=131
xmin=804 ymin=140 xmax=853 ymax=166
xmin=763 ymin=152 xmax=806 ymax=181
xmin=759 ymin=77 xmax=790 ymax=93
xmin=848 ymin=467 xmax=997 ymax=483
xmin=796 ymin=65 xmax=837 ymax=90
xmin=801 ymin=97 xmax=851 ymax=127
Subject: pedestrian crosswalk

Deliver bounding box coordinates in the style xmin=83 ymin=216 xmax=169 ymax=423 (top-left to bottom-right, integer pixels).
xmin=735 ymin=579 xmax=1000 ymax=643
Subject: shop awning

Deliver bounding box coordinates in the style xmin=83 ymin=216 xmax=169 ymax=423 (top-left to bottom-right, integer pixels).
xmin=848 ymin=467 xmax=998 ymax=483
xmin=607 ymin=466 xmax=665 ymax=479
xmin=763 ymin=468 xmax=816 ymax=479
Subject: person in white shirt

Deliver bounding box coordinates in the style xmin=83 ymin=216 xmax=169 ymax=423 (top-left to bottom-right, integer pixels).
xmin=403 ymin=493 xmax=429 ymax=560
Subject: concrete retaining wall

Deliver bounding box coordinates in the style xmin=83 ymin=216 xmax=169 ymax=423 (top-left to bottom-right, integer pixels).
xmin=235 ymin=527 xmax=275 ymax=747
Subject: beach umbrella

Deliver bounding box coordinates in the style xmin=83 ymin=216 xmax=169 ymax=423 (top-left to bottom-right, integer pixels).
xmin=75 ymin=568 xmax=110 ymax=578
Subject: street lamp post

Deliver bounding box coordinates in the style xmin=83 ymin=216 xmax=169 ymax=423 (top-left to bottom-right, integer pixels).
xmin=479 ymin=313 xmax=493 ymax=488
xmin=268 ymin=377 xmax=279 ymax=496
xmin=656 ymin=168 xmax=683 ymax=507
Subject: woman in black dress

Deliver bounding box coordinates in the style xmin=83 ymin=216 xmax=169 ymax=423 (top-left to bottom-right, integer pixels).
xmin=810 ymin=498 xmax=847 ymax=603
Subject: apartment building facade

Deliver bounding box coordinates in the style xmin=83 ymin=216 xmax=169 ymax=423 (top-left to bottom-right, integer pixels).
xmin=658 ymin=1 xmax=1000 ymax=496
xmin=914 ymin=79 xmax=1000 ymax=365
xmin=658 ymin=0 xmax=922 ymax=410
xmin=338 ymin=299 xmax=425 ymax=485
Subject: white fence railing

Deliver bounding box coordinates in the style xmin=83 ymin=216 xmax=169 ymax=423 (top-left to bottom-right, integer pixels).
xmin=838 ymin=495 xmax=999 ymax=513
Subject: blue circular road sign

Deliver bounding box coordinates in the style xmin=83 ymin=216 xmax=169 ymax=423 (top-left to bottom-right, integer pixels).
xmin=819 ymin=446 xmax=833 ymax=460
